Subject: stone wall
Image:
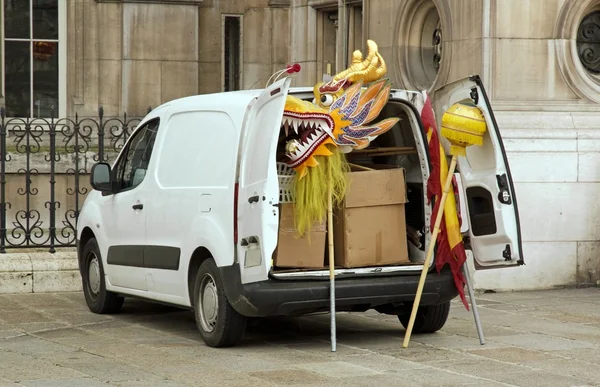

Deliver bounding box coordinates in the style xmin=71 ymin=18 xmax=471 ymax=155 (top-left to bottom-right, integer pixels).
xmin=472 ymin=0 xmax=600 ymax=291
xmin=358 ymin=0 xmax=600 ymax=291
xmin=67 ymin=0 xmax=291 ymax=117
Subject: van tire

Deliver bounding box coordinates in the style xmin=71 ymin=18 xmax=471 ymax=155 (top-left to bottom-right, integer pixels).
xmin=81 ymin=238 xmax=124 ymax=314
xmin=193 ymin=259 xmax=247 ymax=347
xmin=398 ymin=302 xmax=450 ymax=334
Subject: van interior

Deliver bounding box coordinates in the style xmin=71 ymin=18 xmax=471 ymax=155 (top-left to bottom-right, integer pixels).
xmin=273 ymin=100 xmax=429 ymax=274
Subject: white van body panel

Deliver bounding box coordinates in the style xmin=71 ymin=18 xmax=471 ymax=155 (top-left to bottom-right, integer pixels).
xmin=78 ymin=91 xmax=265 ymax=306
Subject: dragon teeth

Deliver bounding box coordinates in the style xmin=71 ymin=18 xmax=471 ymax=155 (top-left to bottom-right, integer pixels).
xmin=283 ymin=120 xmax=290 ymax=136
xmin=296 ymin=141 xmax=307 ymax=155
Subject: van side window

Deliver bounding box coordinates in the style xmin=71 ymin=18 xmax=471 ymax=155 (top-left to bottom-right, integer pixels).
xmin=113 ymin=119 xmax=160 ymax=193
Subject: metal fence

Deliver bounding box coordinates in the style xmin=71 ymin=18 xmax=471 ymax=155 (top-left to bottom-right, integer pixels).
xmin=0 ymin=107 xmax=150 ymax=253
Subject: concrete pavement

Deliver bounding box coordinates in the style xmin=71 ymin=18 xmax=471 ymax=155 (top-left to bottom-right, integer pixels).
xmin=1 ymin=288 xmax=600 ymax=386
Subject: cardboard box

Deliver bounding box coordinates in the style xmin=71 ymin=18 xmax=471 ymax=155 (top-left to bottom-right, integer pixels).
xmin=274 ymin=203 xmax=326 ymax=269
xmin=334 ymin=167 xmax=409 ymax=268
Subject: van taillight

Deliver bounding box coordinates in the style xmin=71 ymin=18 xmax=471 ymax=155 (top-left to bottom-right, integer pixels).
xmin=234 ymin=182 xmax=239 ymax=245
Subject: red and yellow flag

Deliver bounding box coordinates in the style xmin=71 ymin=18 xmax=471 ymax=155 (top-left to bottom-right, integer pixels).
xmin=419 ymin=91 xmax=469 ymax=310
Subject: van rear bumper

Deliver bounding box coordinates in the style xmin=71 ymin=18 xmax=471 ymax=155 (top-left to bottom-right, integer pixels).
xmin=218 ymin=265 xmax=459 ymax=318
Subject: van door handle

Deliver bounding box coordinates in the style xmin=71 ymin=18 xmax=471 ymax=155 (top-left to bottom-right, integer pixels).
xmin=248 ymin=195 xmax=260 ymax=204
xmin=132 ymin=204 xmax=143 ymax=210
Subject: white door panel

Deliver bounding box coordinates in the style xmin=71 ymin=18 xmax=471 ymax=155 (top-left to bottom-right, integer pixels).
xmin=433 ymin=75 xmax=524 ymax=269
xmin=101 ymin=190 xmax=147 ymax=290
xmin=101 ymin=118 xmax=160 ymax=289
xmin=237 ymin=78 xmax=291 ymax=284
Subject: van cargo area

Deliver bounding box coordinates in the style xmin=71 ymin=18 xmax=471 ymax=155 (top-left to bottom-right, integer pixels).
xmin=272 ymin=100 xmax=429 ymax=278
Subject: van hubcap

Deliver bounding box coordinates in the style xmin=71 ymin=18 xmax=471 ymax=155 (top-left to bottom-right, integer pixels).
xmin=198 ymin=274 xmax=219 ymax=333
xmin=88 ymin=254 xmax=101 ymax=296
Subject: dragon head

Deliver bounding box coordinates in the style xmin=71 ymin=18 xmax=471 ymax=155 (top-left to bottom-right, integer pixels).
xmin=281 ymin=40 xmax=400 ymax=178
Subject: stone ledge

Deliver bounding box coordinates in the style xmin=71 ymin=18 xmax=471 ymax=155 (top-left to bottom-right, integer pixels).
xmin=0 ymin=252 xmax=81 ymax=294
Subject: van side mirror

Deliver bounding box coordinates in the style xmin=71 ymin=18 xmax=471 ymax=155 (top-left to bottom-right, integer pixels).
xmin=90 ymin=163 xmax=113 ymax=193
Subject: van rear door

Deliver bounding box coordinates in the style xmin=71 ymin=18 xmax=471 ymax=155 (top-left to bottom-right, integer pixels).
xmin=236 ymin=77 xmax=291 ymax=284
xmin=432 ymin=75 xmax=524 ymax=270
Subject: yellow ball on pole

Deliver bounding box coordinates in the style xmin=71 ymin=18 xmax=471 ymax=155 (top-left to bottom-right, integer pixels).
xmin=440 ymin=101 xmax=488 ymax=157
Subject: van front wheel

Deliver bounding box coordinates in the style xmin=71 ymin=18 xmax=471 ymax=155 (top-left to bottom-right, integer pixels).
xmin=193 ymin=259 xmax=247 ymax=347
xmin=398 ymin=302 xmax=450 ymax=334
xmin=81 ymin=238 xmax=124 ymax=314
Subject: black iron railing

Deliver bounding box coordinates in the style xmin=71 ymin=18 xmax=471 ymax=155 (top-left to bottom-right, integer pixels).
xmin=0 ymin=107 xmax=150 ymax=253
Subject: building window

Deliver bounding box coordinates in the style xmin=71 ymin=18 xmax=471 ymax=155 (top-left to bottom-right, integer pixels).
xmin=2 ymin=0 xmax=65 ymax=118
xmin=577 ymin=10 xmax=600 ymax=75
xmin=397 ymin=0 xmax=443 ymax=91
xmin=223 ymin=15 xmax=241 ymax=92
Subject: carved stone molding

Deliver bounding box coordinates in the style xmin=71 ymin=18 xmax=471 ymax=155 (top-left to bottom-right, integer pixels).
xmin=555 ymin=0 xmax=600 ymax=103
xmin=268 ymin=0 xmax=291 ymax=7
xmin=393 ymin=0 xmax=452 ymax=92
xmin=95 ymin=0 xmax=204 ymax=5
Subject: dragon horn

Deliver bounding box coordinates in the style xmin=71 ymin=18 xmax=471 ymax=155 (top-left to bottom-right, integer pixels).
xmin=332 ymin=40 xmax=387 ymax=85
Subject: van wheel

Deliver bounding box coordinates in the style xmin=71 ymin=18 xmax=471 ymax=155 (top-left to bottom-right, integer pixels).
xmin=398 ymin=302 xmax=450 ymax=334
xmin=193 ymin=259 xmax=247 ymax=347
xmin=81 ymin=238 xmax=124 ymax=314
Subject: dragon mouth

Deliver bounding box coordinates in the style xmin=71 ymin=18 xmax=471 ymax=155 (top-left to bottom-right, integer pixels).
xmin=281 ymin=112 xmax=334 ymax=168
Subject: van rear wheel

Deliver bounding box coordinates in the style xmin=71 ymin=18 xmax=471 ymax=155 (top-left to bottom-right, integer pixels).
xmin=398 ymin=302 xmax=450 ymax=334
xmin=193 ymin=259 xmax=247 ymax=347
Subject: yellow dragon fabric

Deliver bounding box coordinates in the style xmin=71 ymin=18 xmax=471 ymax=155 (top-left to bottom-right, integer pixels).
xmin=280 ymin=40 xmax=400 ymax=235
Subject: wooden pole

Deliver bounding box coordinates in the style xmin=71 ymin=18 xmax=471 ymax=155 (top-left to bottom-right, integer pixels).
xmin=403 ymin=156 xmax=458 ymax=348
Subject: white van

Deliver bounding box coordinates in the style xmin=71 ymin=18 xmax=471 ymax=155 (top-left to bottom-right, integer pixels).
xmin=76 ymin=75 xmax=524 ymax=348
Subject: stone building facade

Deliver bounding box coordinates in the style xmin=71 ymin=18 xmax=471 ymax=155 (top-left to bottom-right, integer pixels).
xmin=2 ymin=0 xmax=600 ymax=291
xmin=65 ymin=0 xmax=291 ymax=117
xmin=2 ymin=0 xmax=291 ymax=118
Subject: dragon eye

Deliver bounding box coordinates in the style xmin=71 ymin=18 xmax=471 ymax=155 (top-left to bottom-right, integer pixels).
xmin=320 ymin=94 xmax=334 ymax=107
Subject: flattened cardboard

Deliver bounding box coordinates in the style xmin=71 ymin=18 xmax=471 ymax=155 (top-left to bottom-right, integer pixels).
xmin=334 ymin=167 xmax=409 ymax=268
xmin=274 ymin=203 xmax=326 ymax=269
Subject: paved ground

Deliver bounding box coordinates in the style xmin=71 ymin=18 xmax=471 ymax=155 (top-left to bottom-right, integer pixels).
xmin=1 ymin=289 xmax=600 ymax=387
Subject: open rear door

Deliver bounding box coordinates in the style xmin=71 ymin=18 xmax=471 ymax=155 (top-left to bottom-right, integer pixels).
xmin=432 ymin=75 xmax=524 ymax=270
xmin=237 ymin=77 xmax=291 ymax=284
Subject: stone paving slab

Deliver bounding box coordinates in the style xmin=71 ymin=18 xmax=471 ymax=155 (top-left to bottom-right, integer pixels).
xmin=0 ymin=289 xmax=600 ymax=386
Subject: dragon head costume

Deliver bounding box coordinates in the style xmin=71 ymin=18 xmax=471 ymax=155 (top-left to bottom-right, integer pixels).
xmin=279 ymin=40 xmax=400 ymax=234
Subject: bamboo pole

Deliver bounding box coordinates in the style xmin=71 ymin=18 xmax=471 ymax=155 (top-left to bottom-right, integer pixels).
xmin=348 ymin=163 xmax=375 ymax=171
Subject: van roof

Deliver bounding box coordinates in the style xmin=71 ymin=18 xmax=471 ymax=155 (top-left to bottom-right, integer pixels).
xmin=151 ymin=86 xmax=317 ymax=115
xmin=150 ymin=86 xmax=414 ymax=117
